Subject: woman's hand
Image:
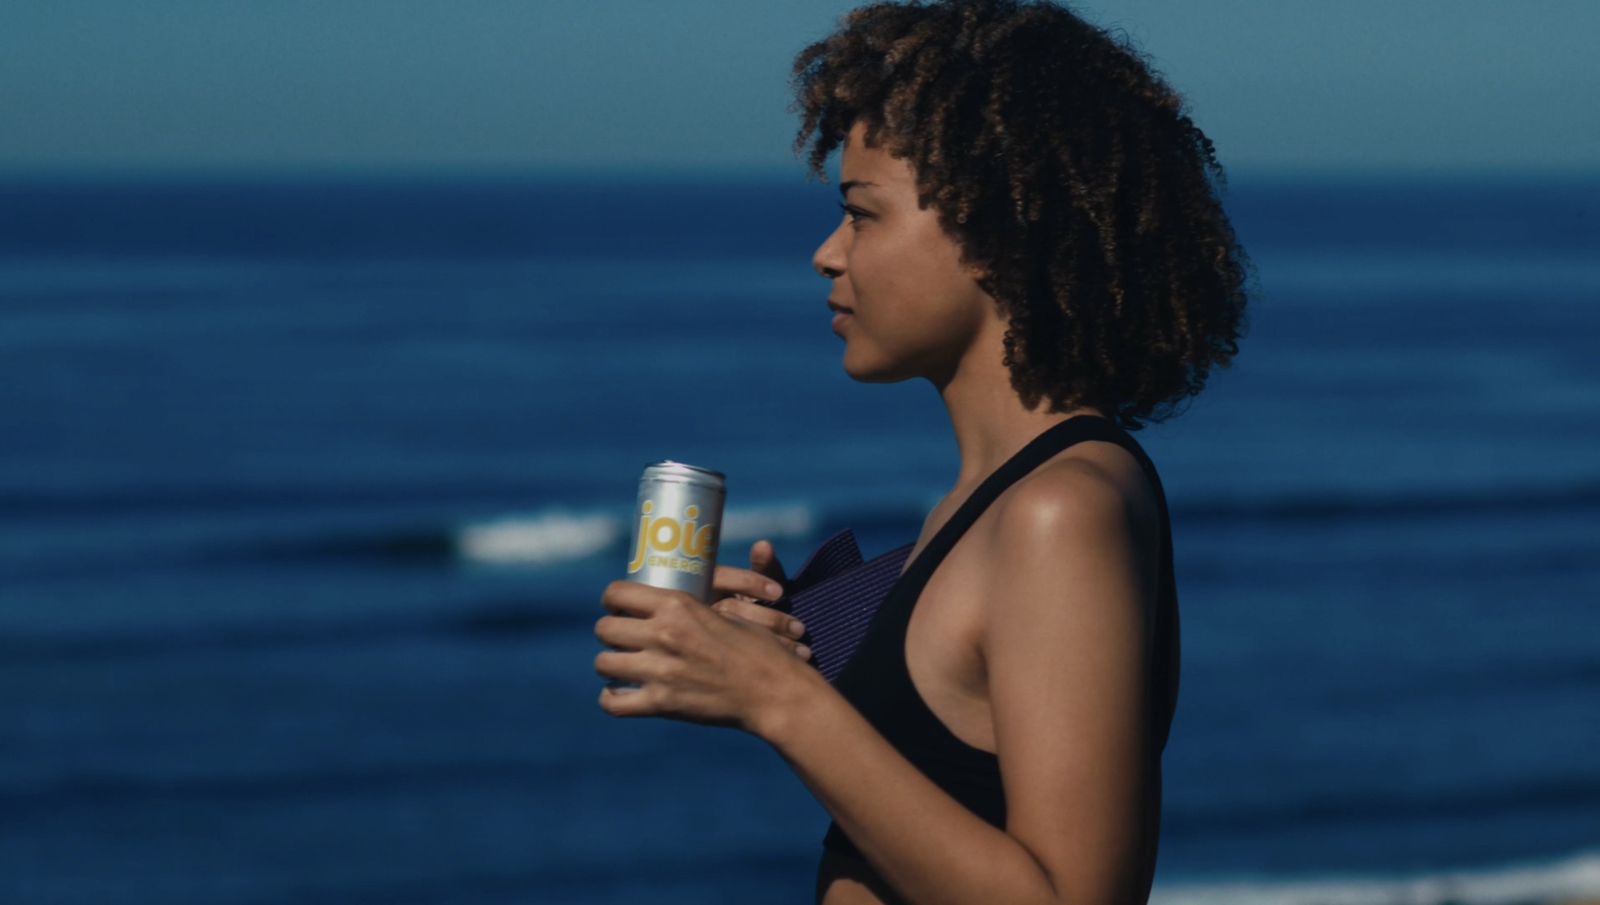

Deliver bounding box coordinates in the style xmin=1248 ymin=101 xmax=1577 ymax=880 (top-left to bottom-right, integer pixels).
xmin=593 ymin=577 xmax=820 ymax=734
xmin=708 ymin=540 xmax=809 ymax=659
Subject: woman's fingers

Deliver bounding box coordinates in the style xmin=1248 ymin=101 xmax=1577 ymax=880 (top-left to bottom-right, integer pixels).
xmin=708 ymin=540 xmax=788 ymax=603
xmin=594 ymin=647 xmax=659 ymax=685
xmin=600 ymin=579 xmax=691 ymax=617
xmin=597 ymin=683 xmax=660 ymax=717
xmin=592 ymin=572 xmax=818 ymax=729
xmin=710 ymin=601 xmax=811 ymax=662
xmin=594 ymin=613 xmax=657 ymax=651
xmin=594 ymin=652 xmax=682 ymax=717
xmin=711 ymin=597 xmax=806 ymax=640
xmin=600 ymin=596 xmax=811 ymax=666
xmin=711 ymin=565 xmax=784 ymax=602
xmin=749 ymin=539 xmax=787 ymax=582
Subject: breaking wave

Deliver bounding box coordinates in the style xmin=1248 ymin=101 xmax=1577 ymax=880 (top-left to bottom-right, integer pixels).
xmin=452 ymin=502 xmax=821 ymax=567
xmin=1151 ymin=850 xmax=1600 ymax=905
xmin=2 ymin=483 xmax=1595 ymax=579
xmin=456 ymin=511 xmax=622 ymax=566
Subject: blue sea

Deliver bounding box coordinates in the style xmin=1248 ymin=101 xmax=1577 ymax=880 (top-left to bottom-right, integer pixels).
xmin=1 ymin=174 xmax=1597 ymax=904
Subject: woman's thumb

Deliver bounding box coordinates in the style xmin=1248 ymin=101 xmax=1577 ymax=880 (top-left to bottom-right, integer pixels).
xmin=748 ymin=539 xmax=787 ymax=581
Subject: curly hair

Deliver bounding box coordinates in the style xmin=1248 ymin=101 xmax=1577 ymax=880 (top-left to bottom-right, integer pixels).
xmin=792 ymin=0 xmax=1249 ymax=428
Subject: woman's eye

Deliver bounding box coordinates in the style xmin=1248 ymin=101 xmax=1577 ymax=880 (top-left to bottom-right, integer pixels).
xmin=837 ymin=202 xmax=869 ymax=226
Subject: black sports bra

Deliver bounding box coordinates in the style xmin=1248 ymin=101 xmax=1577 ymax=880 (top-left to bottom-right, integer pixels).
xmin=775 ymin=415 xmax=1180 ymax=862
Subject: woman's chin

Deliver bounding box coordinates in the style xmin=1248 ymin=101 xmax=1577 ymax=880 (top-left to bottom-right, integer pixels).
xmin=841 ymin=349 xmax=914 ymax=385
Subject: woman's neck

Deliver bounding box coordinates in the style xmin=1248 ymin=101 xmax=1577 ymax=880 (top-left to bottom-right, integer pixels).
xmin=934 ymin=313 xmax=1104 ymax=490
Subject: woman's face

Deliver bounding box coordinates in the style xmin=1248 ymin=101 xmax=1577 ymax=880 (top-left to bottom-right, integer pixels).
xmin=812 ymin=121 xmax=999 ymax=385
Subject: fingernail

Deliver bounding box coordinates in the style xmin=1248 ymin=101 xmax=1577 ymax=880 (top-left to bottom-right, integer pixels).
xmin=797 ymin=645 xmax=812 ymax=661
xmin=765 ymin=581 xmax=783 ymax=599
xmin=788 ymin=619 xmax=806 ymax=638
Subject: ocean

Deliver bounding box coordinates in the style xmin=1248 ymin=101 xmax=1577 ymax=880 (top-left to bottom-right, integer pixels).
xmin=1 ymin=174 xmax=1597 ymax=904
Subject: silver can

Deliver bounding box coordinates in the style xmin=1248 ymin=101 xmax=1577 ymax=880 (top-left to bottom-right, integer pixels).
xmin=608 ymin=462 xmax=725 ymax=692
xmin=625 ymin=461 xmax=726 ymax=601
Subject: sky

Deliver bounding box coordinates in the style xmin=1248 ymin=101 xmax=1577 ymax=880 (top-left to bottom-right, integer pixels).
xmin=1 ymin=0 xmax=1596 ymax=176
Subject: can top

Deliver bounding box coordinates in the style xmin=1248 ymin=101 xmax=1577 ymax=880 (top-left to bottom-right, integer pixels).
xmin=642 ymin=460 xmax=726 ymax=489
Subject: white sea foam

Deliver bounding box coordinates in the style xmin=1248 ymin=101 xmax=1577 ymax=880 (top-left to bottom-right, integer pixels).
xmin=1151 ymin=851 xmax=1600 ymax=905
xmin=453 ymin=502 xmax=816 ymax=568
xmin=455 ymin=511 xmax=622 ymax=566
xmin=719 ymin=504 xmax=816 ymax=543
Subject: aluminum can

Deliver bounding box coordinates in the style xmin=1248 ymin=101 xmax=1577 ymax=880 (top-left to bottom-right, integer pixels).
xmin=608 ymin=462 xmax=724 ymax=692
xmin=624 ymin=461 xmax=726 ymax=601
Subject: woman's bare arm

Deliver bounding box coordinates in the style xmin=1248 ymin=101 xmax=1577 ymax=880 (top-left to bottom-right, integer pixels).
xmin=595 ymin=459 xmax=1156 ymax=905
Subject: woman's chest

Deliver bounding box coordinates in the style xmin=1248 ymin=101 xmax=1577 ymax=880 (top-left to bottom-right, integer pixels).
xmin=900 ymin=536 xmax=998 ymax=753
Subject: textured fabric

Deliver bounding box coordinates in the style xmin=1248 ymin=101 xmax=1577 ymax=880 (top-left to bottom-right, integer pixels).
xmin=809 ymin=415 xmax=1180 ymax=864
xmin=787 ymin=528 xmax=866 ymax=589
xmin=778 ymin=530 xmax=913 ymax=682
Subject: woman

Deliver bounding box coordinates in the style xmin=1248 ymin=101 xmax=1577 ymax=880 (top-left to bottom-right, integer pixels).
xmin=593 ymin=2 xmax=1248 ymax=903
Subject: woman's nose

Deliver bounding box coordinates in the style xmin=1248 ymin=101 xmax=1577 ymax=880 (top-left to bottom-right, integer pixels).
xmin=813 ymin=219 xmax=848 ymax=279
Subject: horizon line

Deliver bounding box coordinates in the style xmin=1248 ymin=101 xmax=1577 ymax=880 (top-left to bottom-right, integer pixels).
xmin=0 ymin=161 xmax=1597 ymax=185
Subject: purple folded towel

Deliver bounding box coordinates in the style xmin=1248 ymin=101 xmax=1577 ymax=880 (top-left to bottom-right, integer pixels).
xmin=775 ymin=530 xmax=913 ymax=682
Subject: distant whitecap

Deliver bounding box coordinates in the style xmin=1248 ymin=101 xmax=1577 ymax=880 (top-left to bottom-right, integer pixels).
xmin=1151 ymin=850 xmax=1600 ymax=905
xmin=719 ymin=504 xmax=815 ymax=543
xmin=456 ymin=511 xmax=622 ymax=566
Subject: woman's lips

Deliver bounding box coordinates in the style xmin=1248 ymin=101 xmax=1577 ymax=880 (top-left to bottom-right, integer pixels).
xmin=827 ymin=299 xmax=853 ymax=333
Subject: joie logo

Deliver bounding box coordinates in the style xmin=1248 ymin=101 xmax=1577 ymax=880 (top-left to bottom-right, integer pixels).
xmin=627 ymin=500 xmax=718 ymax=575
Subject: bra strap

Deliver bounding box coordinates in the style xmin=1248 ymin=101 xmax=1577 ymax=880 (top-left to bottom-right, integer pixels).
xmin=896 ymin=415 xmax=1141 ymax=590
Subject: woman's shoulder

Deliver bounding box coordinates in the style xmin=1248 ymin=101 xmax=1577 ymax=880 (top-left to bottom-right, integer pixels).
xmin=989 ymin=437 xmax=1158 ymax=550
xmin=963 ymin=434 xmax=1162 ymax=635
xmin=970 ymin=437 xmax=1163 ymax=692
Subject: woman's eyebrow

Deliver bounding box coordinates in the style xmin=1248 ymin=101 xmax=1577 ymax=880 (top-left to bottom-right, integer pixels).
xmin=839 ymin=180 xmax=879 ymax=196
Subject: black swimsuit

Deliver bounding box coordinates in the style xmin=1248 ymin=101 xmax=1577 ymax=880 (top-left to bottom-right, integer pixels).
xmin=776 ymin=415 xmax=1180 ymax=862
